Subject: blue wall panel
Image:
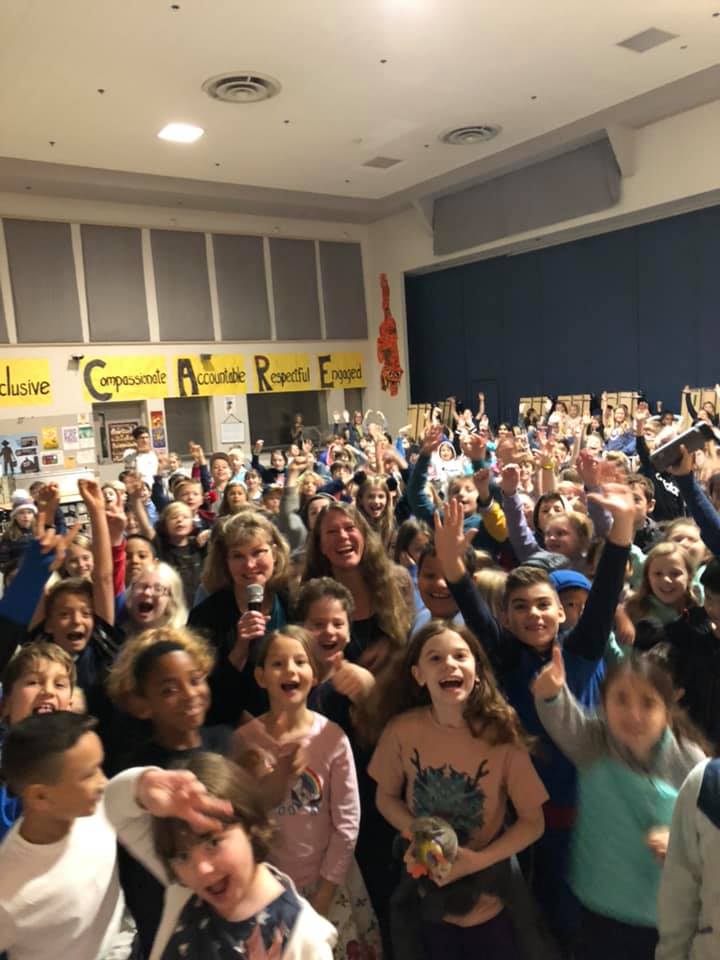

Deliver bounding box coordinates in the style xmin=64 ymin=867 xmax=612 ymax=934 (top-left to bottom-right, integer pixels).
xmin=405 ymin=204 xmax=720 ymax=423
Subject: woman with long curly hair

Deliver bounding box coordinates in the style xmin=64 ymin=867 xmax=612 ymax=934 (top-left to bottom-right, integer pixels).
xmin=302 ymin=501 xmax=411 ymax=673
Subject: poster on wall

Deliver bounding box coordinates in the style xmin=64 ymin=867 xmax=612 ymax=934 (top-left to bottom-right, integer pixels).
xmin=172 ymin=355 xmax=247 ymax=398
xmin=108 ymin=420 xmax=139 ymax=463
xmin=42 ymin=452 xmax=64 ymax=468
xmin=0 ymin=433 xmax=40 ymax=475
xmin=150 ymin=410 xmax=167 ymax=449
xmin=81 ymin=356 xmax=168 ymax=403
xmin=78 ymin=425 xmax=94 ymax=449
xmin=317 ymin=352 xmax=365 ymax=390
xmin=250 ymin=353 xmax=312 ymax=394
xmin=62 ymin=425 xmax=79 ymax=450
xmin=42 ymin=427 xmax=59 ymax=450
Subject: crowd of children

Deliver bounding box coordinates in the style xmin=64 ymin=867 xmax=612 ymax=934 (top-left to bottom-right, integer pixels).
xmin=0 ymin=394 xmax=719 ymax=960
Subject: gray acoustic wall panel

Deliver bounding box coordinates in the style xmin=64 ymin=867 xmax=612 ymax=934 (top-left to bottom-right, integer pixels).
xmin=4 ymin=219 xmax=82 ymax=342
xmin=269 ymin=238 xmax=321 ymax=340
xmin=213 ymin=234 xmax=270 ymax=341
xmin=82 ymin=225 xmax=148 ymax=342
xmin=0 ymin=224 xmax=7 ymax=342
xmin=433 ymin=138 xmax=621 ymax=256
xmin=319 ymin=241 xmax=367 ymax=339
xmin=151 ymin=229 xmax=213 ymax=341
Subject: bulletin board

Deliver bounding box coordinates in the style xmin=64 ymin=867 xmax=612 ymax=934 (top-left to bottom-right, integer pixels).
xmin=107 ymin=420 xmax=139 ymax=463
xmin=0 ymin=413 xmax=97 ymax=507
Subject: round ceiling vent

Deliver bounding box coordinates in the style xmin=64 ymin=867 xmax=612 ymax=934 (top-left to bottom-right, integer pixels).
xmin=202 ymin=72 xmax=281 ymax=104
xmin=440 ymin=124 xmax=501 ymax=146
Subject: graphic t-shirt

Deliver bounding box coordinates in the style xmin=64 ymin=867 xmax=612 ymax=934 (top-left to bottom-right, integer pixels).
xmin=368 ymin=706 xmax=548 ymax=926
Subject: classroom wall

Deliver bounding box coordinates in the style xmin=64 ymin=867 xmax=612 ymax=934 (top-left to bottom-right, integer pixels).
xmin=0 ymin=195 xmax=375 ymax=465
xmin=363 ymin=97 xmax=720 ymax=428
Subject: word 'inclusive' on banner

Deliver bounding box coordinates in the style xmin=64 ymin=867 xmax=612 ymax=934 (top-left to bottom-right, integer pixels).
xmin=0 ymin=360 xmax=52 ymax=406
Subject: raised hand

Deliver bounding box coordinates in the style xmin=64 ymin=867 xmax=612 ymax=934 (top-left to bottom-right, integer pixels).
xmin=420 ymin=423 xmax=444 ymax=456
xmin=189 ymin=442 xmax=206 ymax=464
xmin=473 ymin=467 xmax=491 ymax=502
xmin=500 ymin=464 xmax=520 ymax=497
xmin=137 ymin=769 xmax=232 ymax=832
xmin=587 ymin=481 xmax=635 ymax=546
xmin=665 ymin=443 xmax=694 ymax=477
xmin=123 ymin=471 xmax=145 ymax=501
xmin=461 ymin=433 xmax=487 ymax=463
xmin=531 ymin=644 xmax=566 ymax=700
xmin=78 ymin=477 xmax=106 ymax=513
xmin=433 ymin=498 xmax=468 ymax=582
xmin=329 ymin=653 xmax=375 ymax=702
xmin=576 ymin=450 xmax=600 ymax=488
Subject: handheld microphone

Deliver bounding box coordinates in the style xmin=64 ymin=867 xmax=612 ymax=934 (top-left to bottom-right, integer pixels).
xmin=246 ymin=583 xmax=264 ymax=613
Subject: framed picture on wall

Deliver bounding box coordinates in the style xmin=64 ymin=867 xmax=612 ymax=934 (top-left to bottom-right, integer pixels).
xmin=108 ymin=420 xmax=139 ymax=463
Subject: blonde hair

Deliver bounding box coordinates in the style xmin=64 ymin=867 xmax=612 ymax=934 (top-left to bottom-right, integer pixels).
xmin=546 ymin=509 xmax=594 ymax=550
xmin=625 ymin=542 xmax=698 ymax=623
xmin=202 ymin=512 xmax=289 ymax=596
xmin=472 ymin=568 xmax=507 ymax=618
xmin=126 ymin=561 xmax=188 ymax=631
xmin=107 ymin=625 xmax=214 ymax=711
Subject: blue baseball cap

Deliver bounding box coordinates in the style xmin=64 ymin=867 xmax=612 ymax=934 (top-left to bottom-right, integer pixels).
xmin=550 ymin=570 xmax=592 ymax=593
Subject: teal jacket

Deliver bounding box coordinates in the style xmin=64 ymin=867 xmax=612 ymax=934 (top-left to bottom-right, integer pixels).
xmin=536 ymin=685 xmax=704 ymax=927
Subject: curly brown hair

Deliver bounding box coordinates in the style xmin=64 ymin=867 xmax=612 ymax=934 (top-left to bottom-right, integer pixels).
xmin=361 ymin=620 xmax=531 ymax=749
xmin=202 ymin=511 xmax=289 ymax=596
xmin=301 ymin=501 xmax=410 ymax=653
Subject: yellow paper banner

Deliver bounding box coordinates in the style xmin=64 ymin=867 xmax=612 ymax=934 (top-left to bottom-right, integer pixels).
xmin=0 ymin=359 xmax=52 ymax=406
xmin=317 ymin=351 xmax=365 ymax=390
xmin=251 ymin=353 xmax=312 ymax=393
xmin=82 ymin=356 xmax=169 ymax=402
xmin=172 ymin=355 xmax=247 ymax=397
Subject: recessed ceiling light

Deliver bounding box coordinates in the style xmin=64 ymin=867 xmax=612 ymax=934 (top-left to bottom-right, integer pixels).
xmin=158 ymin=123 xmax=204 ymax=143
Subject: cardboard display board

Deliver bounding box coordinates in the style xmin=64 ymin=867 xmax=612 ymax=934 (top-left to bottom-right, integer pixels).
xmin=556 ymin=394 xmax=592 ymax=418
xmin=518 ymin=397 xmax=550 ymax=420
xmin=680 ymin=387 xmax=719 ymax=428
xmin=407 ymin=404 xmax=432 ymax=441
xmin=602 ymin=391 xmax=640 ymax=417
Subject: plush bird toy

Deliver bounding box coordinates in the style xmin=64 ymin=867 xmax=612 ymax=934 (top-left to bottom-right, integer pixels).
xmin=403 ymin=816 xmax=458 ymax=883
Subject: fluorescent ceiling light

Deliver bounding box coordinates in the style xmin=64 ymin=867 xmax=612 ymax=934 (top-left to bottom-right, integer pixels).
xmin=157 ymin=122 xmax=204 ymax=143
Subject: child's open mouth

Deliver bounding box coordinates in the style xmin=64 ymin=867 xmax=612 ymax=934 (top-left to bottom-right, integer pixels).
xmin=33 ymin=702 xmax=56 ymax=714
xmin=281 ymin=681 xmax=300 ymax=694
xmin=65 ymin=630 xmax=87 ymax=646
xmin=137 ymin=600 xmax=154 ymax=614
xmin=205 ymin=877 xmax=229 ymax=899
xmin=439 ymin=678 xmax=463 ymax=690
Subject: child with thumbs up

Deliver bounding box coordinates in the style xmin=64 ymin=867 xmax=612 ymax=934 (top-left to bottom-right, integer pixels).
xmin=532 ymin=644 xmax=708 ymax=959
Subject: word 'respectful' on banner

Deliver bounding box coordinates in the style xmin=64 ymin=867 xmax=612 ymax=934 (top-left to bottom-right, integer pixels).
xmin=317 ymin=352 xmax=365 ymax=389
xmin=252 ymin=353 xmax=312 ymax=393
xmin=173 ymin=355 xmax=247 ymax=397
xmin=0 ymin=359 xmax=53 ymax=406
xmin=81 ymin=356 xmax=169 ymax=403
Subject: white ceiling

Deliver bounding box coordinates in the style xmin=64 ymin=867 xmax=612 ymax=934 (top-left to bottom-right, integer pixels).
xmin=0 ymin=0 xmax=718 ymax=217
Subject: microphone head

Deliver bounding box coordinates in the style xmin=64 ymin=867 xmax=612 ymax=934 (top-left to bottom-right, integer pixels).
xmin=246 ymin=583 xmax=264 ymax=607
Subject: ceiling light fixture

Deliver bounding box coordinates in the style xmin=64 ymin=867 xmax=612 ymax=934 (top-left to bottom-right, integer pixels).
xmin=158 ymin=123 xmax=204 ymax=143
xmin=440 ymin=124 xmax=501 ymax=146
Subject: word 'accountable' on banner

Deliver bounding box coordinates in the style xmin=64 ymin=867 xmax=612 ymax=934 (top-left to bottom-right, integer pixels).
xmin=173 ymin=355 xmax=247 ymax=398
xmin=0 ymin=360 xmax=52 ymax=406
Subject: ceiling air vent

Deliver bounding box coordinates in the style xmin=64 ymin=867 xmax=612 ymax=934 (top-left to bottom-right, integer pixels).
xmin=362 ymin=156 xmax=403 ymax=169
xmin=202 ymin=72 xmax=282 ymax=103
xmin=617 ymin=28 xmax=678 ymax=53
xmin=440 ymin=125 xmax=501 ymax=146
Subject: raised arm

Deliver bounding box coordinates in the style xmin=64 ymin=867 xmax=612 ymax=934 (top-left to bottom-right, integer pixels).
xmin=433 ymin=499 xmax=503 ymax=664
xmin=499 ymin=465 xmax=539 ymax=562
xmin=669 ymin=446 xmax=720 ymax=557
xmin=406 ymin=425 xmax=444 ymax=524
xmin=564 ymin=483 xmax=634 ymax=662
xmin=79 ymin=478 xmax=115 ymax=626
